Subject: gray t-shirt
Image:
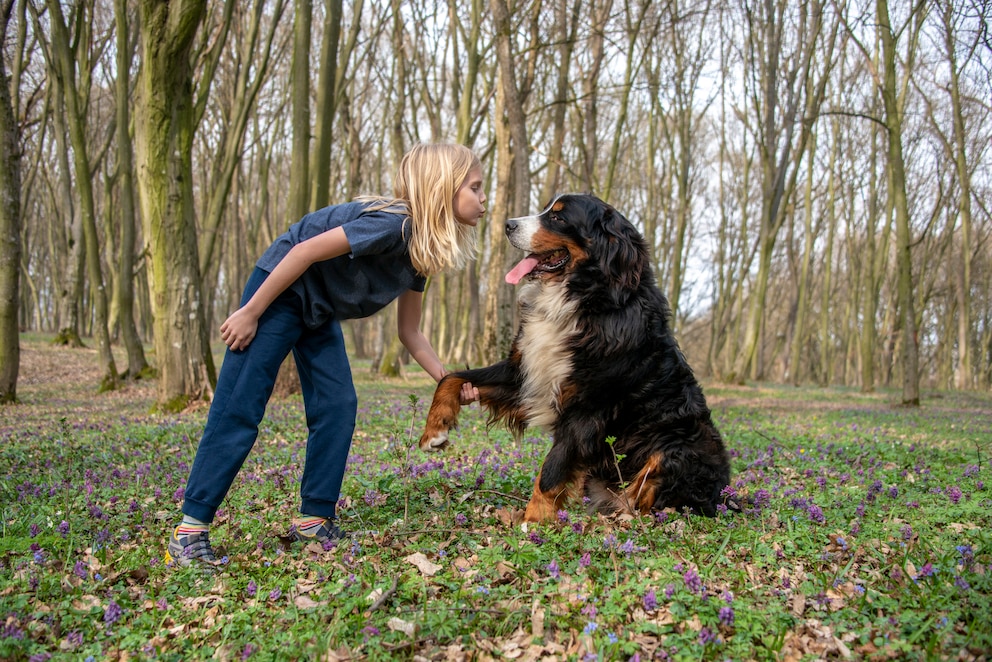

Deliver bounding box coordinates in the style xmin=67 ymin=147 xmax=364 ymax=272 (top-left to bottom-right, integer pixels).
xmin=257 ymin=201 xmax=427 ymax=327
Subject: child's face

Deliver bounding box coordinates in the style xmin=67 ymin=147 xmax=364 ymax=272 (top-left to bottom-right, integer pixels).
xmin=453 ymin=167 xmax=486 ymax=227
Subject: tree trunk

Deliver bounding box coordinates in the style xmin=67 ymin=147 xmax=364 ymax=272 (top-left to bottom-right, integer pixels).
xmin=0 ymin=0 xmax=21 ymax=404
xmin=45 ymin=0 xmax=119 ymax=391
xmin=113 ymin=0 xmax=150 ymax=380
xmin=288 ymin=0 xmax=311 ymax=222
xmin=877 ymin=0 xmax=920 ymax=406
xmin=134 ymin=0 xmax=215 ymax=411
xmin=310 ymin=0 xmax=342 ymax=211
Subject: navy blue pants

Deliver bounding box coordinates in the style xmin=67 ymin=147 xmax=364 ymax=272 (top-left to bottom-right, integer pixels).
xmin=181 ymin=267 xmax=357 ymax=523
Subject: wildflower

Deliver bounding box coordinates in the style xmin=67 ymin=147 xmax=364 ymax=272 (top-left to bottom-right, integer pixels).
xmin=752 ymin=489 xmax=771 ymax=509
xmin=57 ymin=520 xmax=69 ymax=537
xmin=528 ymin=531 xmax=545 ymax=545
xmin=618 ymin=539 xmax=636 ymax=555
xmin=683 ymin=568 xmax=703 ymax=595
xmin=583 ymin=621 xmax=598 ymax=635
xmin=947 ymin=486 xmax=963 ymax=504
xmin=64 ymin=631 xmax=83 ymax=648
xmin=642 ymin=589 xmax=658 ymax=611
xmin=698 ymin=627 xmax=717 ymax=645
xmin=719 ymin=605 xmax=735 ymax=627
xmin=269 ymin=588 xmax=282 ymax=601
xmin=602 ymin=534 xmax=617 ymax=549
xmin=607 ymin=632 xmax=618 ymax=644
xmin=29 ymin=523 xmax=40 ymax=537
xmin=557 ymin=509 xmax=570 ymax=523
xmin=547 ymin=560 xmax=560 ymax=579
xmin=73 ymin=560 xmax=87 ymax=579
xmin=246 ymin=580 xmax=257 ymax=598
xmin=156 ymin=598 xmax=169 ymax=610
xmin=900 ymin=525 xmax=913 ymax=541
xmin=807 ymin=504 xmax=825 ymax=524
xmin=916 ymin=563 xmax=935 ymax=579
xmin=103 ymin=600 xmax=123 ymax=626
xmin=578 ymin=552 xmax=591 ymax=569
xmin=955 ymin=576 xmax=971 ymax=591
xmin=241 ymin=644 xmax=257 ymax=660
xmin=581 ymin=603 xmax=598 ymax=619
xmin=664 ymin=583 xmax=676 ymax=599
xmin=454 ymin=513 xmax=468 ymax=526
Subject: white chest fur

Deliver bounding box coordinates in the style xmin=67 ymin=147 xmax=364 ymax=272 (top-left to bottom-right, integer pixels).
xmin=516 ymin=281 xmax=580 ymax=428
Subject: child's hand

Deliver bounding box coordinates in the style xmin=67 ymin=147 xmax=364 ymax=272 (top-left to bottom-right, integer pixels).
xmin=220 ymin=307 xmax=259 ymax=351
xmin=460 ymin=382 xmax=480 ymax=405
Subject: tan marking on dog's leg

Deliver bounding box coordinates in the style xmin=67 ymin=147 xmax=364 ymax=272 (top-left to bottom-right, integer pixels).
xmin=418 ymin=377 xmax=466 ymax=451
xmin=623 ymin=453 xmax=665 ymax=514
xmin=523 ymin=471 xmax=571 ymax=522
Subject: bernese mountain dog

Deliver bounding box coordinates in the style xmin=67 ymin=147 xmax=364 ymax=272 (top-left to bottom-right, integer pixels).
xmin=419 ymin=194 xmax=734 ymax=522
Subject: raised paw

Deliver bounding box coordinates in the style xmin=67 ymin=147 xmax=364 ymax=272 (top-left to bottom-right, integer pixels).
xmin=419 ymin=429 xmax=450 ymax=451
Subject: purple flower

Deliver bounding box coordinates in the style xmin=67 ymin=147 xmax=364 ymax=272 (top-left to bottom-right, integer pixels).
xmin=64 ymin=631 xmax=83 ymax=648
xmin=246 ymin=580 xmax=257 ymax=597
xmin=546 ymin=560 xmax=560 ymax=579
xmin=947 ymin=486 xmax=963 ymax=504
xmin=454 ymin=513 xmax=468 ymax=526
xmin=806 ymin=504 xmax=825 ymax=524
xmin=642 ymin=589 xmax=658 ymax=611
xmin=556 ymin=510 xmax=570 ymax=523
xmin=29 ymin=523 xmax=40 ymax=537
xmin=241 ymin=644 xmax=257 ymax=660
xmin=528 ymin=531 xmax=545 ymax=545
xmin=901 ymin=525 xmax=914 ymax=541
xmin=698 ymin=627 xmax=717 ymax=645
xmin=103 ymin=600 xmax=123 ymax=626
xmin=578 ymin=552 xmax=591 ymax=569
xmin=57 ymin=521 xmax=70 ymax=537
xmin=916 ymin=562 xmax=935 ymax=579
xmin=683 ymin=568 xmax=703 ymax=595
xmin=719 ymin=605 xmax=735 ymax=627
xmin=268 ymin=587 xmax=282 ymax=601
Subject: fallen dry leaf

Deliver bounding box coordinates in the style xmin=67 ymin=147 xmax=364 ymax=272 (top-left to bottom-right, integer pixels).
xmin=404 ymin=551 xmax=442 ymax=576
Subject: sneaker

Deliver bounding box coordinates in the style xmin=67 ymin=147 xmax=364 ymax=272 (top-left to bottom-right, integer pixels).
xmin=165 ymin=525 xmax=218 ymax=567
xmin=290 ymin=518 xmax=347 ymax=546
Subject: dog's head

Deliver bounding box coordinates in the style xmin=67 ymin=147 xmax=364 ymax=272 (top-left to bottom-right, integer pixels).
xmin=504 ymin=194 xmax=648 ymax=307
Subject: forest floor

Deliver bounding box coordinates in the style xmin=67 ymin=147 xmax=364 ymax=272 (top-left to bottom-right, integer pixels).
xmin=1 ymin=334 xmax=990 ymax=660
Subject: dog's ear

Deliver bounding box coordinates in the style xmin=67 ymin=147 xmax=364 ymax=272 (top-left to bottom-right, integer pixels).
xmin=594 ymin=206 xmax=645 ymax=305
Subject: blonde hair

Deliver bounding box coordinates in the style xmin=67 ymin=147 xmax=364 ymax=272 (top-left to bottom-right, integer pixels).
xmin=360 ymin=143 xmax=480 ymax=277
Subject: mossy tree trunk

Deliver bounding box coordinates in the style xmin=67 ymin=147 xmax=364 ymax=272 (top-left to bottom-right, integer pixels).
xmin=133 ymin=0 xmax=215 ymax=411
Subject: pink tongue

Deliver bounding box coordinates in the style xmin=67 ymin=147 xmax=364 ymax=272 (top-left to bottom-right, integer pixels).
xmin=505 ymin=256 xmax=540 ymax=284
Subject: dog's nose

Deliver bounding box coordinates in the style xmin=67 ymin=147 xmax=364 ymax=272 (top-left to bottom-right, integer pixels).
xmin=505 ymin=218 xmax=518 ymax=236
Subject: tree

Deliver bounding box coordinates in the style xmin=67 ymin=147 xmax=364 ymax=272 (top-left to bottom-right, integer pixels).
xmin=133 ymin=0 xmax=215 ymax=410
xmin=113 ymin=0 xmax=150 ymax=380
xmin=730 ymin=0 xmax=838 ymax=383
xmin=875 ymin=0 xmax=925 ymax=405
xmin=0 ymin=0 xmax=21 ymax=403
xmin=42 ymin=0 xmax=120 ymax=391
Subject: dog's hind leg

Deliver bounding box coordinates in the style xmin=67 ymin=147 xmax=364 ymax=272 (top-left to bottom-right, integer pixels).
xmin=622 ymin=453 xmax=665 ymax=514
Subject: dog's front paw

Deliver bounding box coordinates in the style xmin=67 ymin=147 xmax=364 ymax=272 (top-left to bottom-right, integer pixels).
xmin=419 ymin=429 xmax=450 ymax=451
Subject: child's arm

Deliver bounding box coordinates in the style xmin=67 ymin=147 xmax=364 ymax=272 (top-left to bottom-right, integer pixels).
xmin=397 ymin=289 xmax=478 ymax=403
xmin=221 ymin=227 xmax=351 ymax=351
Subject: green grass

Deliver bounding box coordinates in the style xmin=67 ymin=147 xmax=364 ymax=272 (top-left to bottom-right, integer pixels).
xmin=1 ymin=337 xmax=990 ymax=660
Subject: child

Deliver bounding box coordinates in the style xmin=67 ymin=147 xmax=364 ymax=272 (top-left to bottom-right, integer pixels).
xmin=166 ymin=143 xmax=484 ymax=566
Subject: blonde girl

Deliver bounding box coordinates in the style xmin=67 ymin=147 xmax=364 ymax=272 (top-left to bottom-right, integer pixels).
xmin=166 ymin=144 xmax=485 ymax=566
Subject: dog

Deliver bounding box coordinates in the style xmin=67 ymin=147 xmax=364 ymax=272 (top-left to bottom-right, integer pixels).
xmin=419 ymin=194 xmax=733 ymax=522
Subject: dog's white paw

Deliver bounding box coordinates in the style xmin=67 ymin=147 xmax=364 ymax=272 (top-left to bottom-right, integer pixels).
xmin=423 ymin=431 xmax=449 ymax=451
